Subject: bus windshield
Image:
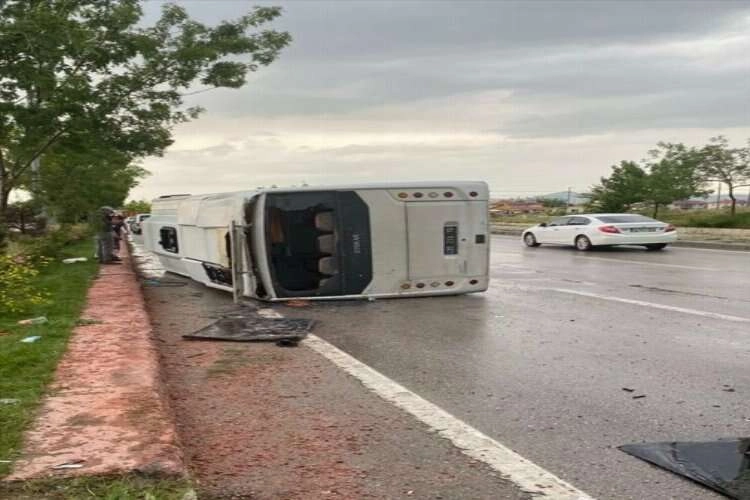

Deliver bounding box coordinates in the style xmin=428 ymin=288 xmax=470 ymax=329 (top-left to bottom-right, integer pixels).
xmin=264 ymin=191 xmax=373 ymax=298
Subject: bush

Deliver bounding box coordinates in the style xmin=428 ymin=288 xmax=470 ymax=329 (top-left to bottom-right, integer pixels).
xmin=23 ymin=225 xmax=93 ymax=262
xmin=0 ymin=254 xmax=49 ymax=314
xmin=684 ymin=211 xmax=750 ymax=229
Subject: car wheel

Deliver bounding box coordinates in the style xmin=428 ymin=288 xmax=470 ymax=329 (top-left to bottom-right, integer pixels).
xmin=524 ymin=232 xmax=540 ymax=247
xmin=575 ymin=235 xmax=592 ymax=251
xmin=645 ymin=243 xmax=667 ymax=251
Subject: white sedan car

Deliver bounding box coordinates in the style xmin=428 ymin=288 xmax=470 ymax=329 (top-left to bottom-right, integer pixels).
xmin=522 ymin=214 xmax=677 ymax=251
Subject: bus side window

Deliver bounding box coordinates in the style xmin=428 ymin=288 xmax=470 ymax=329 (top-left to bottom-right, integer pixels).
xmin=159 ymin=227 xmax=179 ymax=253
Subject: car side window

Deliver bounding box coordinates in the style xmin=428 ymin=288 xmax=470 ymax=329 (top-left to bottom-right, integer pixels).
xmin=568 ymin=217 xmax=590 ymax=226
xmin=548 ymin=217 xmax=570 ymax=227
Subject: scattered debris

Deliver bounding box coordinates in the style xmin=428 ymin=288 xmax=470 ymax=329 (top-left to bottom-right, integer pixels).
xmin=17 ymin=316 xmax=47 ymax=325
xmin=724 ymin=388 xmax=736 ymax=393
xmin=619 ymin=438 xmax=750 ymax=499
xmin=75 ymin=318 xmax=103 ymax=326
xmin=51 ymin=459 xmax=85 ymax=470
xmin=20 ymin=336 xmax=41 ymax=343
xmin=62 ymin=257 xmax=88 ymax=264
xmin=276 ymin=338 xmax=300 ymax=347
xmin=0 ymin=398 xmax=20 ymax=405
xmin=141 ymin=279 xmax=187 ymax=287
xmin=183 ymin=315 xmax=315 ymax=343
xmin=285 ymin=299 xmax=311 ymax=308
xmin=622 ymin=387 xmax=635 ymax=393
xmin=257 ymin=308 xmax=284 ymax=319
xmin=186 ymin=352 xmax=206 ymax=359
xmin=632 ymin=394 xmax=646 ymax=399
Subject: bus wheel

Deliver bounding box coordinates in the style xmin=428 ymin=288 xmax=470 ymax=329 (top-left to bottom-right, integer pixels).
xmin=646 ymin=243 xmax=667 ymax=251
xmin=524 ymin=233 xmax=540 ymax=247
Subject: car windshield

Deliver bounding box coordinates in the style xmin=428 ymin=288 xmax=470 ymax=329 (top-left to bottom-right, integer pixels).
xmin=596 ymin=215 xmax=658 ymax=223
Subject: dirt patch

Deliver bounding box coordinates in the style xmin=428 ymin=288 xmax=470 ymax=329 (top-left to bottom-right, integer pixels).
xmin=143 ymin=276 xmax=529 ymax=500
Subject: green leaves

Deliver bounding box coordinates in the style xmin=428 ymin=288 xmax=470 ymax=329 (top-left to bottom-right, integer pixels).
xmin=0 ymin=0 xmax=291 ymax=225
xmin=590 ymin=144 xmax=709 ymax=216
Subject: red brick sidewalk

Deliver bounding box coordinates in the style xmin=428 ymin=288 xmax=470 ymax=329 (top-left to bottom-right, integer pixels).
xmin=7 ymin=245 xmax=184 ymax=480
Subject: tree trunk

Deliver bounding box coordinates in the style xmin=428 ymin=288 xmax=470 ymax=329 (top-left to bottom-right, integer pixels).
xmin=729 ymin=186 xmax=736 ymax=216
xmin=653 ymin=202 xmax=660 ymax=218
xmin=0 ymin=186 xmax=9 ymax=250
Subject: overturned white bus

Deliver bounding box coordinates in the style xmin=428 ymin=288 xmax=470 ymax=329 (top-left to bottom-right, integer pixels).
xmin=142 ymin=182 xmax=490 ymax=301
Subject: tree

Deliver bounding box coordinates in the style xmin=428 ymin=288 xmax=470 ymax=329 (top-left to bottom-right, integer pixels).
xmin=5 ymin=199 xmax=42 ymax=234
xmin=698 ymin=136 xmax=750 ymax=216
xmin=588 ymin=161 xmax=648 ymax=213
xmin=642 ymin=142 xmax=708 ymax=217
xmin=123 ymin=199 xmax=152 ymax=214
xmin=40 ymin=147 xmax=147 ymax=223
xmin=0 ymin=0 xmax=291 ymax=242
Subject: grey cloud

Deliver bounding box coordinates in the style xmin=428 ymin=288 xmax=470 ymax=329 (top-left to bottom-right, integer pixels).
xmin=132 ymin=1 xmax=750 ymax=200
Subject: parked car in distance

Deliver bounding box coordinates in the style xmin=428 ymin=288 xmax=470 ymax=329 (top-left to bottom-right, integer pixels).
xmin=522 ymin=214 xmax=677 ymax=251
xmin=130 ymin=213 xmax=151 ymax=234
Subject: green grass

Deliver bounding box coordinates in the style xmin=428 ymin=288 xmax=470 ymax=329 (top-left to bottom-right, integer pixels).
xmin=0 ymin=474 xmax=192 ymax=499
xmin=0 ymin=240 xmax=98 ymax=477
xmin=659 ymin=209 xmax=750 ymax=229
xmin=0 ymin=238 xmax=194 ymax=498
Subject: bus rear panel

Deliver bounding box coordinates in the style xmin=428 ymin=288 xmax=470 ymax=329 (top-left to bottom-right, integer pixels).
xmin=259 ymin=182 xmax=489 ymax=299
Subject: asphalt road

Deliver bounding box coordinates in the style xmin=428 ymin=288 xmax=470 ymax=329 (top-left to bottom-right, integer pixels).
xmin=135 ymin=233 xmax=749 ymax=499
xmin=303 ymin=236 xmax=750 ymax=500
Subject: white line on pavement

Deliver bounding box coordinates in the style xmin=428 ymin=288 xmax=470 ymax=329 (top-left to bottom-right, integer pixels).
xmin=304 ymin=334 xmax=595 ymax=500
xmin=547 ymin=288 xmax=750 ymax=323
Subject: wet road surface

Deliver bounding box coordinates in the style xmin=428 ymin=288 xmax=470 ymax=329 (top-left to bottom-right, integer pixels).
xmin=303 ymin=236 xmax=750 ymax=499
xmin=136 ymin=234 xmax=749 ymax=499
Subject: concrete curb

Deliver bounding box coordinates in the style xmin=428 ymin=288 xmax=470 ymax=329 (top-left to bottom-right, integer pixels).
xmin=490 ymin=227 xmax=750 ymax=252
xmin=6 ymin=244 xmax=186 ymax=481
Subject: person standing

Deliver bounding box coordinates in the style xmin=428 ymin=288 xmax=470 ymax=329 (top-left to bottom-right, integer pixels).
xmin=96 ymin=206 xmax=119 ymax=264
xmin=111 ymin=213 xmax=128 ymax=257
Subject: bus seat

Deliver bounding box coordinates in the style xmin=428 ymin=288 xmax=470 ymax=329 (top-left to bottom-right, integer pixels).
xmin=318 ymin=256 xmax=338 ymax=275
xmin=317 ymin=234 xmax=335 ymax=254
xmin=315 ymin=211 xmax=334 ymax=232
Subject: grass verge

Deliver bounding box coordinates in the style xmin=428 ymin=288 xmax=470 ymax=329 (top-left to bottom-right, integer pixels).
xmin=0 ymin=474 xmax=192 ymax=500
xmin=1 ymin=239 xmax=193 ymax=498
xmin=0 ymin=240 xmax=98 ymax=477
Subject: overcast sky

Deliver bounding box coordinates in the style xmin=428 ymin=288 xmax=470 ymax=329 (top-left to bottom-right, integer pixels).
xmin=130 ymin=0 xmax=750 ymax=200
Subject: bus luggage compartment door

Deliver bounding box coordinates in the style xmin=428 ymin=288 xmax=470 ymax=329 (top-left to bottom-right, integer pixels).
xmin=405 ymin=201 xmax=488 ymax=280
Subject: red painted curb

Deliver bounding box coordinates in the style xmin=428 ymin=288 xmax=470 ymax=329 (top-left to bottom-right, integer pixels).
xmin=6 ymin=244 xmax=185 ymax=480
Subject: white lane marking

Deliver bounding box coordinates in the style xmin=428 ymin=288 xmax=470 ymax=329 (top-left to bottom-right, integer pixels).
xmin=547 ymin=288 xmax=750 ymax=323
xmin=570 ymin=256 xmax=718 ymax=271
xmin=304 ymin=334 xmax=595 ymax=500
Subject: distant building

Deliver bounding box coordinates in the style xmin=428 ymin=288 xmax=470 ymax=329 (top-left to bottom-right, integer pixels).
xmin=490 ymin=200 xmax=545 ymax=215
xmin=670 ymin=199 xmax=708 ymax=210
xmin=670 ymin=198 xmax=748 ymax=210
